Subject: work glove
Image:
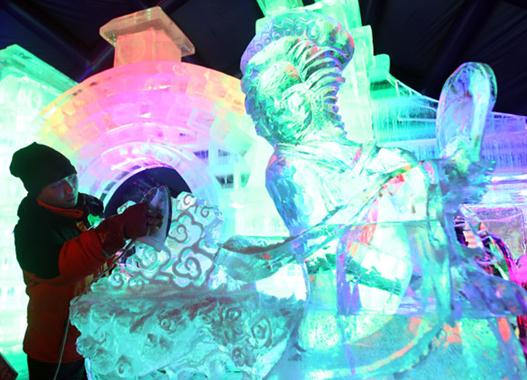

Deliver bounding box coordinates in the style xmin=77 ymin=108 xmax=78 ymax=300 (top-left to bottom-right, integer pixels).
xmin=95 ymin=203 xmax=163 ymax=257
xmin=122 ymin=202 xmax=163 ymax=239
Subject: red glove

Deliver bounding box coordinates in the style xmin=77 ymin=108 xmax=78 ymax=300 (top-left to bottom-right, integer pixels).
xmin=121 ymin=203 xmax=149 ymax=239
xmin=95 ymin=203 xmax=162 ymax=257
xmin=95 ymin=215 xmax=126 ymax=257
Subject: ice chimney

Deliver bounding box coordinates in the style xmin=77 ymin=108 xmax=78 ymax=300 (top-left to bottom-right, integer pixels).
xmin=100 ymin=6 xmax=194 ymax=67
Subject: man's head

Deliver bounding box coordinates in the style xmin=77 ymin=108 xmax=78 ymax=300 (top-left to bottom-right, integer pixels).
xmin=10 ymin=142 xmax=79 ymax=208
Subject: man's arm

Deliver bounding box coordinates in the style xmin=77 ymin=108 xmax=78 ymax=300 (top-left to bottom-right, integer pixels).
xmin=15 ymin=203 xmax=157 ymax=285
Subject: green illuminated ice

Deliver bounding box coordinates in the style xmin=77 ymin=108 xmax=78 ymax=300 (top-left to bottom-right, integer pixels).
xmin=0 ymin=44 xmax=76 ymax=378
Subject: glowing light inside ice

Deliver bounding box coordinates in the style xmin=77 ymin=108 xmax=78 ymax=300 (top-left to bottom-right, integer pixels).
xmin=2 ymin=1 xmax=527 ymax=379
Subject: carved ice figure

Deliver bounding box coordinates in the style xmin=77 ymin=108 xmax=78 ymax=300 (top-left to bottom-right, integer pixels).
xmin=236 ymin=9 xmax=527 ymax=379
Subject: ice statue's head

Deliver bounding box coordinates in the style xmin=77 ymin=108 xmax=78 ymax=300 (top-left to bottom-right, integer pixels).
xmin=241 ymin=11 xmax=354 ymax=146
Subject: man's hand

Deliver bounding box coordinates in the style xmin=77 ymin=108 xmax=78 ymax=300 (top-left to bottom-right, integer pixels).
xmin=95 ymin=203 xmax=163 ymax=257
xmin=121 ymin=203 xmax=163 ymax=239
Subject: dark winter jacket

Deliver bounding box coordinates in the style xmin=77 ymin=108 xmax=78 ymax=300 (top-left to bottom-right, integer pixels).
xmin=14 ymin=193 xmax=110 ymax=363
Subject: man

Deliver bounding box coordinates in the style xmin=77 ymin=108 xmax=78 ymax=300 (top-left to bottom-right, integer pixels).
xmin=9 ymin=142 xmax=162 ymax=380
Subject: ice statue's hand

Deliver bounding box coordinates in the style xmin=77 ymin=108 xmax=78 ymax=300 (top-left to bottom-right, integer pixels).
xmin=218 ymin=236 xmax=294 ymax=282
xmin=444 ymin=146 xmax=476 ymax=176
xmin=222 ymin=235 xmax=287 ymax=254
xmin=512 ymin=255 xmax=527 ymax=285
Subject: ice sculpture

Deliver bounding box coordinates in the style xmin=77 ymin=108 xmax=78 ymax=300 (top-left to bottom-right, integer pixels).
xmin=236 ymin=8 xmax=527 ymax=379
xmin=68 ymin=4 xmax=527 ymax=380
xmin=75 ymin=7 xmax=527 ymax=380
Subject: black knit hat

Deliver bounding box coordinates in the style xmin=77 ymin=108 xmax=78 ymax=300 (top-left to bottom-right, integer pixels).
xmin=9 ymin=142 xmax=77 ymax=196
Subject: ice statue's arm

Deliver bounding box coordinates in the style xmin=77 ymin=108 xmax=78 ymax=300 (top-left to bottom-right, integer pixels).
xmin=323 ymin=145 xmax=427 ymax=227
xmin=264 ymin=148 xmax=407 ymax=233
xmin=218 ymin=149 xmax=425 ymax=283
xmin=214 ymin=155 xmax=316 ymax=281
xmin=217 ymin=151 xmax=355 ymax=283
xmin=264 ymin=152 xmax=324 ymax=235
xmin=218 ymin=215 xmax=347 ymax=282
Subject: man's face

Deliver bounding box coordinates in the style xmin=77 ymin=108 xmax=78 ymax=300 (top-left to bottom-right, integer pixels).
xmin=38 ymin=174 xmax=79 ymax=208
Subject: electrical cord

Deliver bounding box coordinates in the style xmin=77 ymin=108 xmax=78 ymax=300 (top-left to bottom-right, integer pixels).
xmin=95 ymin=239 xmax=137 ymax=281
xmin=52 ymin=312 xmax=71 ymax=380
